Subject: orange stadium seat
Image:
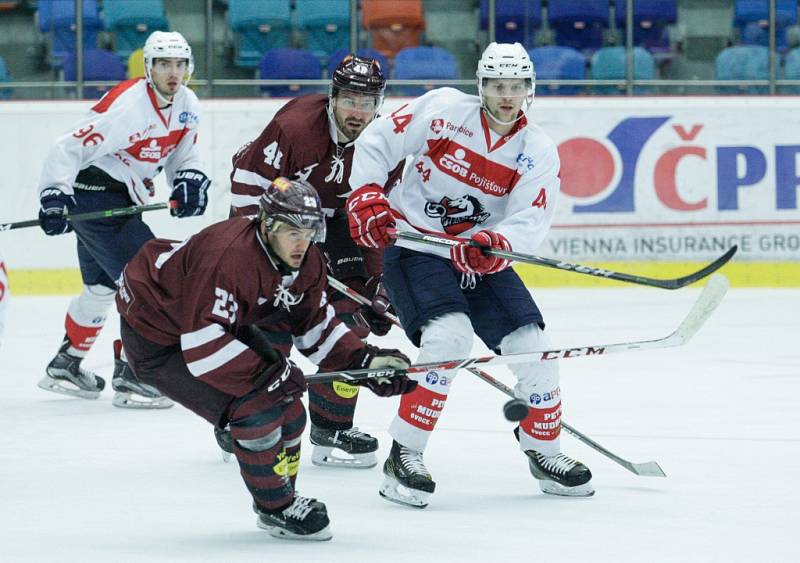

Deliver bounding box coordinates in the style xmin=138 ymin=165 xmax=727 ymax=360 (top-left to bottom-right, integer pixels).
xmin=361 ymin=0 xmax=425 ymax=58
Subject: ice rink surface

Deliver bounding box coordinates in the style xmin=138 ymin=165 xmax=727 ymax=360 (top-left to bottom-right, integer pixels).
xmin=1 ymin=284 xmax=798 ymax=563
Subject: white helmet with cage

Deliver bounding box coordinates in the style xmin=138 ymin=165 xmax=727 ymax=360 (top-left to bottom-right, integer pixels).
xmin=143 ymin=31 xmax=194 ymax=87
xmin=476 ymin=42 xmax=536 ymax=125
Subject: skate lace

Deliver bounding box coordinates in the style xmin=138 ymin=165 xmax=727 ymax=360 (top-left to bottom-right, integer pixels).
xmin=283 ymin=496 xmax=314 ymax=521
xmin=399 ymin=447 xmax=429 ymax=476
xmin=340 ymin=427 xmax=369 ymax=441
xmin=58 ymin=354 xmax=98 ymax=383
xmin=536 ymin=452 xmax=578 ymax=475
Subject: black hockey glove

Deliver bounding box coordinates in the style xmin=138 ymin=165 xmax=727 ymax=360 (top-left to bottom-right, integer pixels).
xmin=252 ymin=353 xmax=307 ymax=403
xmin=38 ymin=188 xmax=76 ymax=236
xmin=170 ymin=169 xmax=210 ymax=218
xmin=355 ymin=344 xmax=416 ymax=397
xmin=353 ymin=275 xmax=395 ymax=337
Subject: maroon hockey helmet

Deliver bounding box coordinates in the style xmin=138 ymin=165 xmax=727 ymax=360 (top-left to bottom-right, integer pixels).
xmin=258 ymin=177 xmax=326 ymax=242
xmin=331 ymin=54 xmax=386 ymax=98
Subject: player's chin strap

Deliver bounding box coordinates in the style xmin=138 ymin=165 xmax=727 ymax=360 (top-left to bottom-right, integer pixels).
xmin=480 ymin=92 xmax=533 ymax=127
xmin=147 ymin=81 xmax=175 ymax=108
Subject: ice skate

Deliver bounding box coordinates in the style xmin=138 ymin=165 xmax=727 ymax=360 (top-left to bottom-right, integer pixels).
xmin=310 ymin=425 xmax=378 ymax=469
xmin=379 ymin=440 xmax=436 ymax=508
xmin=38 ymin=344 xmax=105 ymax=400
xmin=111 ymin=354 xmax=173 ymax=409
xmin=255 ymin=496 xmax=332 ymax=541
xmin=525 ymin=449 xmax=594 ymax=497
xmin=214 ymin=425 xmax=233 ymax=463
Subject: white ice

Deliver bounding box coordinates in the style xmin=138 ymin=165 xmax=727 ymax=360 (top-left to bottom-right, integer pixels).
xmin=1 ymin=285 xmax=798 ymax=562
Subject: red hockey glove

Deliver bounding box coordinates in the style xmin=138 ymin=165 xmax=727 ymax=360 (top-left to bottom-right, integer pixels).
xmin=450 ymin=230 xmax=513 ymax=275
xmin=346 ymin=183 xmax=394 ymax=248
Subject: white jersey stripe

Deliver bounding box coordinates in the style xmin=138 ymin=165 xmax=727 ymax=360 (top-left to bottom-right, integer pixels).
xmin=180 ymin=323 xmax=226 ymax=350
xmin=232 ymin=168 xmax=272 ymax=189
xmin=186 ymin=339 xmax=249 ymax=377
xmin=303 ymin=323 xmax=350 ymax=365
xmin=293 ymin=304 xmax=335 ymax=350
xmin=230 ymin=193 xmax=262 ymax=208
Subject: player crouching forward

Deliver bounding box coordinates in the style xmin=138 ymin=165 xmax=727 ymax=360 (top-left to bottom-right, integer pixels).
xmin=346 ymin=43 xmax=592 ymax=508
xmin=116 ymin=177 xmax=416 ymax=540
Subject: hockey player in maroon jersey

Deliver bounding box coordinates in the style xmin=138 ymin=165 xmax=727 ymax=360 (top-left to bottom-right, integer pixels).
xmin=347 ymin=43 xmax=593 ymax=507
xmin=36 ymin=31 xmax=210 ymax=409
xmin=229 ymin=55 xmax=404 ymax=468
xmin=116 ymin=177 xmax=415 ymax=540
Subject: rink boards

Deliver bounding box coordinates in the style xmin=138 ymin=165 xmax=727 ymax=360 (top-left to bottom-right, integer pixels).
xmin=0 ymin=96 xmax=797 ymax=291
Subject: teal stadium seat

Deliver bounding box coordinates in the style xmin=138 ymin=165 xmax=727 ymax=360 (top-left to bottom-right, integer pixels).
xmin=715 ymin=45 xmax=769 ymax=94
xmin=783 ymin=47 xmax=800 ymax=94
xmin=296 ymin=0 xmax=351 ymax=61
xmin=0 ymin=55 xmax=13 ymax=99
xmin=229 ymin=0 xmax=292 ymax=68
xmin=394 ymin=46 xmax=458 ymax=96
xmin=591 ymin=46 xmax=655 ymax=94
xmin=103 ymin=0 xmax=169 ymax=60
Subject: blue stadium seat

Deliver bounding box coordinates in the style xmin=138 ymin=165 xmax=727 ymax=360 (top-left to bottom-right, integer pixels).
xmin=479 ymin=0 xmax=542 ymax=47
xmin=38 ymin=0 xmax=103 ymax=68
xmin=259 ymin=48 xmax=322 ymax=97
xmin=548 ymin=0 xmax=610 ymax=52
xmin=0 ymin=55 xmax=13 ymax=100
xmin=103 ymin=0 xmax=169 ymax=60
xmin=734 ymin=0 xmax=798 ymax=50
xmin=715 ymin=45 xmax=769 ymax=94
xmin=327 ymin=48 xmax=389 ymax=79
xmin=615 ymin=0 xmax=677 ymax=54
xmin=64 ymin=49 xmax=127 ymax=99
xmin=296 ymin=0 xmax=350 ymax=61
xmin=528 ymin=46 xmax=585 ymax=95
xmin=394 ymin=46 xmax=458 ymax=96
xmin=591 ymin=45 xmax=656 ymax=94
xmin=229 ymin=0 xmax=292 ymax=68
xmin=783 ymin=47 xmax=800 ymax=93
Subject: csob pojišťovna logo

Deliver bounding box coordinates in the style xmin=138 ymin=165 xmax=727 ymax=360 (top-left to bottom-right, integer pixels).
xmin=556 ymin=116 xmax=800 ymax=214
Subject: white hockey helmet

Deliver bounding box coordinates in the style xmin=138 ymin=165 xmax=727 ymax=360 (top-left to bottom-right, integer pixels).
xmin=476 ymin=42 xmax=535 ymax=124
xmin=143 ymin=31 xmax=194 ymax=85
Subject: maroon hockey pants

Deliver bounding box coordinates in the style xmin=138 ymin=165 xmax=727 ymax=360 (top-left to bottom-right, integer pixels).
xmin=120 ymin=318 xmax=306 ymax=511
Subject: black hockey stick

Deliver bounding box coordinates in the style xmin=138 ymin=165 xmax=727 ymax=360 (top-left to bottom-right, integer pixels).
xmin=309 ymin=273 xmax=728 ymax=382
xmin=388 ymin=229 xmax=737 ymax=290
xmin=326 ymin=275 xmax=667 ymax=477
xmin=0 ymin=202 xmax=171 ymax=232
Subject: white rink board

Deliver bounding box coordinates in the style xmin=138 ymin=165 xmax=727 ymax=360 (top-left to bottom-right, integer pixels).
xmin=1 ymin=97 xmax=799 ymax=270
xmin=0 ymin=286 xmax=798 ymax=562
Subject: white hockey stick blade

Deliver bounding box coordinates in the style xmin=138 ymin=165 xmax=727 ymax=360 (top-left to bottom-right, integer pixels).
xmin=666 ymin=273 xmax=729 ymax=346
xmin=308 ymin=274 xmax=729 ymax=384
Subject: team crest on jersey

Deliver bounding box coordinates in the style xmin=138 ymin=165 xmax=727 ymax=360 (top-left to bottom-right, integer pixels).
xmin=424 ymin=195 xmax=490 ymax=235
xmin=430 ymin=118 xmax=444 ymax=134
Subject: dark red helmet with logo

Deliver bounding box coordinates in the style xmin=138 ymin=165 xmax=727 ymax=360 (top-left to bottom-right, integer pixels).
xmin=331 ymin=54 xmax=386 ymax=97
xmin=258 ymin=177 xmax=326 ymax=242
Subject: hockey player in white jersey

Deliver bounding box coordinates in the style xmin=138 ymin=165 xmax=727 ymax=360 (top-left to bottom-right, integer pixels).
xmin=36 ymin=31 xmax=210 ymax=409
xmin=346 ymin=42 xmax=593 ymax=507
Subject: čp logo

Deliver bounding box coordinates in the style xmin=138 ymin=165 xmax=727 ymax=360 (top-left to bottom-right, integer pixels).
xmin=557 ymin=116 xmax=800 ymax=213
xmin=529 ymin=393 xmax=542 ymax=405
xmin=425 ymin=371 xmax=439 ymax=385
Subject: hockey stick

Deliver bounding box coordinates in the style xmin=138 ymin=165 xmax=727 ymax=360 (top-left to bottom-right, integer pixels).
xmin=326 ymin=275 xmax=667 ymax=477
xmin=388 ymin=229 xmax=737 ymax=290
xmin=0 ymin=202 xmax=170 ymax=232
xmin=464 ymin=365 xmax=666 ymax=477
xmin=309 ymin=273 xmax=728 ymax=383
